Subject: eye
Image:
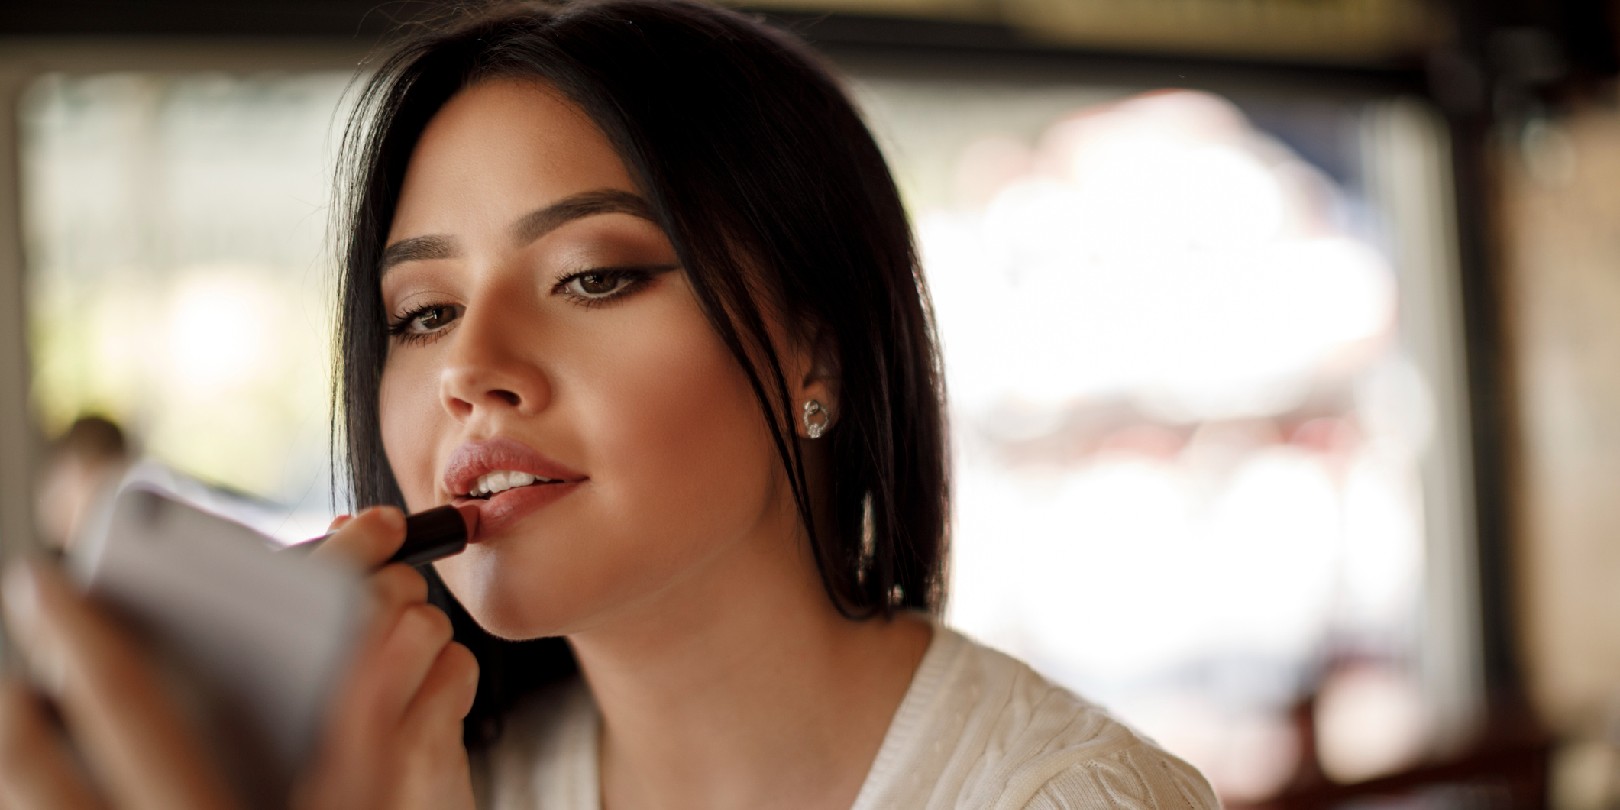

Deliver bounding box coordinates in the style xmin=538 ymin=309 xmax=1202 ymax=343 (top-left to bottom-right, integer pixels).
xmin=560 ymin=270 xmax=637 ymax=301
xmin=387 ymin=303 xmax=462 ymax=345
xmin=553 ymin=265 xmax=676 ymax=308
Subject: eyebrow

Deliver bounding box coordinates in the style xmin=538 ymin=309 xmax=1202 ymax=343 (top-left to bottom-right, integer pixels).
xmin=379 ymin=188 xmax=657 ymax=275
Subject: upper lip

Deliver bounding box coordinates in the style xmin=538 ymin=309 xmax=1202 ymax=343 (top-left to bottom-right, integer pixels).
xmin=442 ymin=437 xmax=588 ymax=499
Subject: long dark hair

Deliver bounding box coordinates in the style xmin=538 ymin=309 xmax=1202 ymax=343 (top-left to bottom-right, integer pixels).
xmin=333 ymin=0 xmax=949 ymax=748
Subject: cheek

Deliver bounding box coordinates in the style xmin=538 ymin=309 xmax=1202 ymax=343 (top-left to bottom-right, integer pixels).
xmin=631 ymin=350 xmax=766 ymax=465
xmin=576 ymin=310 xmax=785 ymax=556
xmin=378 ymin=357 xmax=442 ymax=510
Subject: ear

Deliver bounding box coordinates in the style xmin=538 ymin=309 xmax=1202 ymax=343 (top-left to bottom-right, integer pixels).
xmin=790 ymin=325 xmax=841 ymax=439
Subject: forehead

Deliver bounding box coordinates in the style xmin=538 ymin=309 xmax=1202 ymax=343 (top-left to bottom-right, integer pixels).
xmin=388 ymin=78 xmax=640 ymax=242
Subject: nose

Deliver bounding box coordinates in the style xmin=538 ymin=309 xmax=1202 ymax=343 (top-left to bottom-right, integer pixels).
xmin=438 ymin=297 xmax=550 ymax=421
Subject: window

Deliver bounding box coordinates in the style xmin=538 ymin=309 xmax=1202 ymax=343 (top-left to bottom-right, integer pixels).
xmin=851 ymin=69 xmax=1478 ymax=796
xmin=16 ymin=53 xmax=1480 ymax=803
xmin=23 ymin=70 xmax=355 ymax=540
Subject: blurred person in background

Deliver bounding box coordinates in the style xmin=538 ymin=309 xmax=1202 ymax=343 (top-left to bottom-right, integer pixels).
xmin=0 ymin=2 xmax=1219 ymax=808
xmin=33 ymin=414 xmax=131 ymax=553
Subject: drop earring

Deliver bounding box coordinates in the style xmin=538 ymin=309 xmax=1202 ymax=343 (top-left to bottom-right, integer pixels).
xmin=801 ymin=399 xmax=831 ymax=439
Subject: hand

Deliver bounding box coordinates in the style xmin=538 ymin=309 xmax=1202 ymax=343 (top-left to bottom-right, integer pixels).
xmin=0 ymin=506 xmax=478 ymax=810
xmin=294 ymin=507 xmax=480 ymax=810
xmin=0 ymin=560 xmax=240 ymax=809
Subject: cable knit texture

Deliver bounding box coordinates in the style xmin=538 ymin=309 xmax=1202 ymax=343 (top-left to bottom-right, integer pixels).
xmin=476 ymin=624 xmax=1221 ymax=809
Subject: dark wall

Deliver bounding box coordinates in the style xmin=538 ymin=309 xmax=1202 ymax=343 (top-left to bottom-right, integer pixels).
xmin=0 ymin=0 xmax=437 ymax=37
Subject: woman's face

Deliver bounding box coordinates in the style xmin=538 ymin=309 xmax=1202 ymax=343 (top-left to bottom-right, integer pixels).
xmin=378 ymin=79 xmax=801 ymax=639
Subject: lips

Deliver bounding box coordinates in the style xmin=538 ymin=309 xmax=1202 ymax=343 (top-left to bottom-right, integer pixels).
xmin=442 ymin=437 xmax=587 ymax=538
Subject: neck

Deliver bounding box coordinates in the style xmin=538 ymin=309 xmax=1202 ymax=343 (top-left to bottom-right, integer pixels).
xmin=568 ymin=523 xmax=932 ymax=810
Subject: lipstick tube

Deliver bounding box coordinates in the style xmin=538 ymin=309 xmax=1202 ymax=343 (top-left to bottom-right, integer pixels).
xmin=288 ymin=504 xmax=480 ymax=568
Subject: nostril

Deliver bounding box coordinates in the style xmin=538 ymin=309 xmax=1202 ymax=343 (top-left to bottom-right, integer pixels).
xmin=440 ymin=366 xmax=539 ymax=417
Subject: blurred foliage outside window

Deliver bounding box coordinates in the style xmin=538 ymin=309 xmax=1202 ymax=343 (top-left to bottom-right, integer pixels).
xmin=23 ymin=72 xmax=350 ymax=539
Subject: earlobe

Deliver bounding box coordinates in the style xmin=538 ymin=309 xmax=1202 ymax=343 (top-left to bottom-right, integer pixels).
xmin=794 ymin=329 xmax=840 ymax=438
xmin=801 ymin=399 xmax=833 ymax=439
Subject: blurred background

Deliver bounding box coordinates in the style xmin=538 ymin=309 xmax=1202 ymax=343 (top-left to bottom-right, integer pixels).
xmin=1 ymin=0 xmax=1618 ymax=806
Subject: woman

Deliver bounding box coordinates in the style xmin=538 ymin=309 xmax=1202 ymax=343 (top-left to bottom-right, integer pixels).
xmin=0 ymin=1 xmax=1219 ymax=807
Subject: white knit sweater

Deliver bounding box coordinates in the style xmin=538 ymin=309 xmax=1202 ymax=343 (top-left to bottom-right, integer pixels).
xmin=477 ymin=625 xmax=1221 ymax=808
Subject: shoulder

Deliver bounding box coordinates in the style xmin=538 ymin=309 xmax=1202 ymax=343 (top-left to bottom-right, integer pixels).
xmin=861 ymin=625 xmax=1220 ymax=809
xmin=993 ymin=732 xmax=1221 ymax=810
xmin=951 ymin=632 xmax=1222 ymax=809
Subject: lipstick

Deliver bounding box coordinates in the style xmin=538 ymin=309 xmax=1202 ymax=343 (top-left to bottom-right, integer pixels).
xmin=288 ymin=504 xmax=480 ymax=568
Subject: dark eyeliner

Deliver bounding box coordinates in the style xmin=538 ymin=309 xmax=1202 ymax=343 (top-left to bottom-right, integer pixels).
xmin=553 ymin=263 xmax=679 ymax=308
xmin=387 ymin=303 xmax=460 ymax=345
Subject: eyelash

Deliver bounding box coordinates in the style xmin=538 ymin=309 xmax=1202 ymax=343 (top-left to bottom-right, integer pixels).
xmin=385 ymin=266 xmax=668 ymax=346
xmin=553 ymin=266 xmax=660 ymax=309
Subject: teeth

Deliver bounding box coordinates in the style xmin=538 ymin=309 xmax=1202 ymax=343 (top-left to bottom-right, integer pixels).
xmin=468 ymin=470 xmax=556 ymax=498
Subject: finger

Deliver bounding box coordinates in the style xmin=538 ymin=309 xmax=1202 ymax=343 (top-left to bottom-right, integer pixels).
xmin=367 ymin=564 xmax=430 ymax=615
xmin=308 ymin=506 xmax=406 ymax=571
xmin=327 ymin=604 xmax=454 ymax=753
xmin=299 ymin=604 xmax=456 ymax=810
xmin=363 ymin=604 xmax=456 ymax=729
xmin=399 ymin=641 xmax=479 ymax=740
xmin=343 ymin=564 xmax=432 ymax=721
xmin=386 ymin=644 xmax=478 ymax=810
xmin=0 ymin=679 xmax=107 ymax=810
xmin=295 ymin=551 xmax=444 ymax=810
xmin=1 ymin=562 xmax=235 ymax=810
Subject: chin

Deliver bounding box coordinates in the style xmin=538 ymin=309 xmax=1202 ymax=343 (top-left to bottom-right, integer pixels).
xmin=450 ymin=587 xmax=571 ymax=641
xmin=471 ymin=611 xmax=555 ymax=642
xmin=431 ymin=556 xmax=560 ymax=640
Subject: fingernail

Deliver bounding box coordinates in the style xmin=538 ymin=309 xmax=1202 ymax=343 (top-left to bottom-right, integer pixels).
xmin=376 ymin=506 xmax=405 ymax=533
xmin=356 ymin=505 xmax=405 ymax=534
xmin=328 ymin=514 xmax=353 ymax=531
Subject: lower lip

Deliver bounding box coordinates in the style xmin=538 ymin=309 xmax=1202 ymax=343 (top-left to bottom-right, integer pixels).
xmin=455 ymin=481 xmax=584 ymax=539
